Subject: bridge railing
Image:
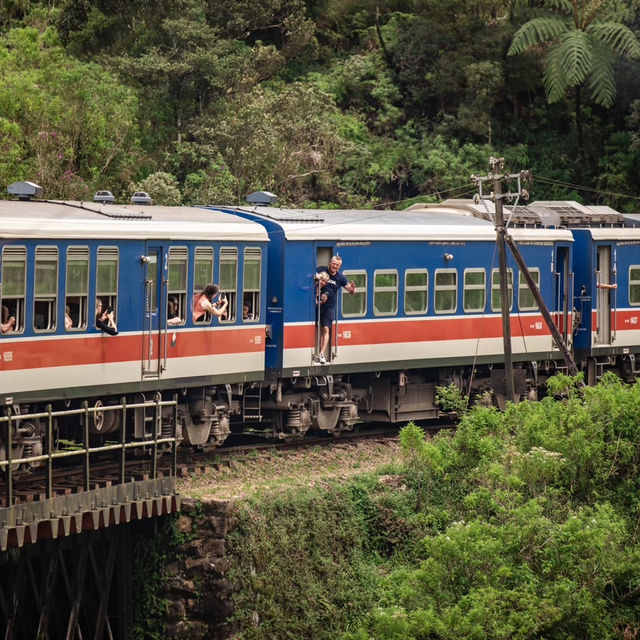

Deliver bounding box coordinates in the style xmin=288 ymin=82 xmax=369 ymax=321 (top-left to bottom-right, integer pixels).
xmin=0 ymin=396 xmax=179 ymax=508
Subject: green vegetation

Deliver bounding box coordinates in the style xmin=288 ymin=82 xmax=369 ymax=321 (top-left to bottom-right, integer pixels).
xmin=228 ymin=374 xmax=640 ymax=639
xmin=1 ymin=1 xmax=639 ymax=208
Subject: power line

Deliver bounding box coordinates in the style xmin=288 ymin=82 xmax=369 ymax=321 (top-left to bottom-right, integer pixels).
xmin=535 ymin=175 xmax=640 ymax=202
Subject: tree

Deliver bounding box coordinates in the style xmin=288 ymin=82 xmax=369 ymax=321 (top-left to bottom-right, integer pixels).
xmin=508 ymin=0 xmax=640 ymax=149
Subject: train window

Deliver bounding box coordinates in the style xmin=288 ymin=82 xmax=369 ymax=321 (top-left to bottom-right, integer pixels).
xmin=491 ymin=268 xmax=514 ymax=311
xmin=168 ymin=247 xmax=188 ymax=325
xmin=193 ymin=247 xmax=214 ymax=324
xmin=463 ymin=269 xmax=486 ymax=312
xmin=630 ymin=267 xmax=640 ymax=305
xmin=341 ymin=270 xmax=367 ymax=317
xmin=243 ymin=248 xmax=261 ymax=322
xmin=220 ymin=247 xmax=238 ymax=323
xmin=374 ymin=271 xmax=398 ymax=316
xmin=33 ymin=247 xmax=58 ymax=332
xmin=434 ymin=269 xmax=457 ymax=313
xmin=518 ymin=268 xmax=539 ymax=311
xmin=96 ymin=247 xmax=119 ymax=323
xmin=404 ymin=270 xmax=428 ymax=315
xmin=1 ymin=246 xmax=26 ymax=334
xmin=66 ymin=247 xmax=89 ymax=330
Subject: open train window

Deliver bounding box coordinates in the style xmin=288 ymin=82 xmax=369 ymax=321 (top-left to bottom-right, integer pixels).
xmin=404 ymin=269 xmax=428 ymax=315
xmin=341 ymin=270 xmax=367 ymax=317
xmin=491 ymin=268 xmax=513 ymax=312
xmin=463 ymin=269 xmax=486 ymax=313
xmin=168 ymin=247 xmax=188 ymax=325
xmin=193 ymin=247 xmax=214 ymax=324
xmin=242 ymin=248 xmax=261 ymax=322
xmin=630 ymin=267 xmax=640 ymax=306
xmin=66 ymin=246 xmax=89 ymax=330
xmin=34 ymin=247 xmax=58 ymax=332
xmin=434 ymin=269 xmax=457 ymax=314
xmin=1 ymin=246 xmax=26 ymax=334
xmin=518 ymin=268 xmax=540 ymax=311
xmin=374 ymin=270 xmax=398 ymax=316
xmin=219 ymin=247 xmax=238 ymax=323
xmin=96 ymin=247 xmax=119 ymax=324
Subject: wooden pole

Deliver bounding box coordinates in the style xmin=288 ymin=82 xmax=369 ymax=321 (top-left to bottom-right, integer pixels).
xmin=492 ymin=159 xmax=516 ymax=403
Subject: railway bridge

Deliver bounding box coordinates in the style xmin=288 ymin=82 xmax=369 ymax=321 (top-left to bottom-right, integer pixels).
xmin=0 ymin=398 xmax=180 ymax=639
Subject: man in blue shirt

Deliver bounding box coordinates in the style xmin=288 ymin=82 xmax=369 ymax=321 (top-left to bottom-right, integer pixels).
xmin=314 ymin=256 xmax=356 ymax=364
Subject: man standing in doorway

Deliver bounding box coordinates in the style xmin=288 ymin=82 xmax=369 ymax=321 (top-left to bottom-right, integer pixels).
xmin=314 ymin=255 xmax=356 ymax=364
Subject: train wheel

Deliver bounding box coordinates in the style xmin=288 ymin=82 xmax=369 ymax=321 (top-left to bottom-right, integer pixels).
xmin=91 ymin=399 xmax=119 ymax=434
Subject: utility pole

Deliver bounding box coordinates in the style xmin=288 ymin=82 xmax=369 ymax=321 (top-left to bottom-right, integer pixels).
xmin=472 ymin=157 xmax=582 ymax=395
xmin=472 ymin=157 xmax=524 ymax=404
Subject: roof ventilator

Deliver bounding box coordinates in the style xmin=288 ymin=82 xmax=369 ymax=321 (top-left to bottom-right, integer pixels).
xmin=246 ymin=190 xmax=278 ymax=206
xmin=131 ymin=192 xmax=152 ymax=205
xmin=94 ymin=190 xmax=115 ymax=204
xmin=7 ymin=181 xmax=43 ymax=201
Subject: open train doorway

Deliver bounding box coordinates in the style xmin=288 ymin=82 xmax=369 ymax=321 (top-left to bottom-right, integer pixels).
xmin=142 ymin=245 xmax=167 ymax=376
xmin=315 ymin=246 xmax=334 ymax=361
xmin=596 ymin=245 xmax=612 ymax=345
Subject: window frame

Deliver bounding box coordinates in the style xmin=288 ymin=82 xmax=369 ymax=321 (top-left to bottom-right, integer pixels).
xmin=193 ymin=246 xmax=214 ymax=324
xmin=518 ymin=268 xmax=540 ymax=311
xmin=242 ymin=247 xmax=261 ymax=323
xmin=65 ymin=246 xmax=90 ymax=331
xmin=219 ymin=246 xmax=238 ymax=323
xmin=404 ymin=269 xmax=428 ymax=315
xmin=629 ymin=266 xmax=640 ymax=306
xmin=491 ymin=268 xmax=514 ymax=312
xmin=434 ymin=268 xmax=458 ymax=314
xmin=1 ymin=246 xmax=27 ymax=335
xmin=373 ymin=269 xmax=398 ymax=317
xmin=463 ymin=268 xmax=486 ymax=313
xmin=33 ymin=246 xmax=59 ymax=333
xmin=167 ymin=246 xmax=188 ymax=326
xmin=341 ymin=269 xmax=367 ymax=318
xmin=96 ymin=246 xmax=119 ymax=325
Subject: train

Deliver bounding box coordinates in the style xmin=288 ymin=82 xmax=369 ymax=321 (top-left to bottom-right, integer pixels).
xmin=1 ymin=181 xmax=639 ymax=465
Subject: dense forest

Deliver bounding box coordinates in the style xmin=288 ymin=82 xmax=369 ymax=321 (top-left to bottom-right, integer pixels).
xmin=1 ymin=0 xmax=639 ymax=210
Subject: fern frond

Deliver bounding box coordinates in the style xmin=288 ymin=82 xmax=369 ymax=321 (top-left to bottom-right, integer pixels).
xmin=588 ymin=22 xmax=640 ymax=58
xmin=508 ymin=17 xmax=570 ymax=55
xmin=543 ymin=0 xmax=574 ymax=16
xmin=556 ymin=30 xmax=594 ymax=85
xmin=587 ymin=45 xmax=616 ymax=107
xmin=543 ymin=45 xmax=569 ymax=102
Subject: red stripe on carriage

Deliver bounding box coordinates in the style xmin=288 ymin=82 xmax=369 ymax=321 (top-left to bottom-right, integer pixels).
xmin=0 ymin=327 xmax=264 ymax=371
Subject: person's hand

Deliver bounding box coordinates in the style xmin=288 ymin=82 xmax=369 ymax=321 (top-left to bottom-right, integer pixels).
xmin=320 ymin=293 xmax=328 ymax=304
xmin=9 ymin=316 xmax=15 ymax=327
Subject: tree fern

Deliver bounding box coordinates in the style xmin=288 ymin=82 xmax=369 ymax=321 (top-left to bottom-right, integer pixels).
xmin=587 ymin=22 xmax=640 ymax=57
xmin=543 ymin=46 xmax=569 ymax=103
xmin=507 ymin=17 xmax=569 ymax=55
xmin=587 ymin=45 xmax=616 ymax=107
xmin=556 ymin=30 xmax=594 ymax=85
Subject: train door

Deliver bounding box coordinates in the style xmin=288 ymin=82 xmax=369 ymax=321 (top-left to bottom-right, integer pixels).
xmin=595 ymin=245 xmax=612 ymax=345
xmin=556 ymin=246 xmax=571 ymax=345
xmin=315 ymin=246 xmax=334 ymax=359
xmin=142 ymin=246 xmax=168 ymax=377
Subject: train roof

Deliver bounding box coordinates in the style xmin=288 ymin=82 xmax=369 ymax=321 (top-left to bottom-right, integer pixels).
xmin=218 ymin=204 xmax=574 ymax=242
xmin=0 ymin=200 xmax=268 ymax=241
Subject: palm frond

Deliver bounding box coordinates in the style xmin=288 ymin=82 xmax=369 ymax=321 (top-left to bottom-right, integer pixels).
xmin=587 ymin=45 xmax=616 ymax=107
xmin=555 ymin=30 xmax=594 ymax=85
xmin=587 ymin=22 xmax=640 ymax=58
xmin=543 ymin=45 xmax=569 ymax=102
xmin=508 ymin=17 xmax=570 ymax=55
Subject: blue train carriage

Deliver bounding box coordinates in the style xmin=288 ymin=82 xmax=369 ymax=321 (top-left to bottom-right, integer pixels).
xmin=0 ymin=192 xmax=268 ymax=465
xmin=532 ymin=200 xmax=640 ymax=384
xmin=209 ymin=199 xmax=573 ymax=436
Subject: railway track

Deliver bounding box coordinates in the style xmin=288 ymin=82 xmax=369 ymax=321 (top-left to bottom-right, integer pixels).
xmin=0 ymin=420 xmax=454 ymax=507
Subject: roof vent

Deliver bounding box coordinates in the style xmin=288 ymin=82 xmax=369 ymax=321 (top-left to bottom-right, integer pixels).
xmin=131 ymin=192 xmax=152 ymax=205
xmin=94 ymin=190 xmax=115 ymax=204
xmin=246 ymin=190 xmax=277 ymax=206
xmin=7 ymin=181 xmax=43 ymax=201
